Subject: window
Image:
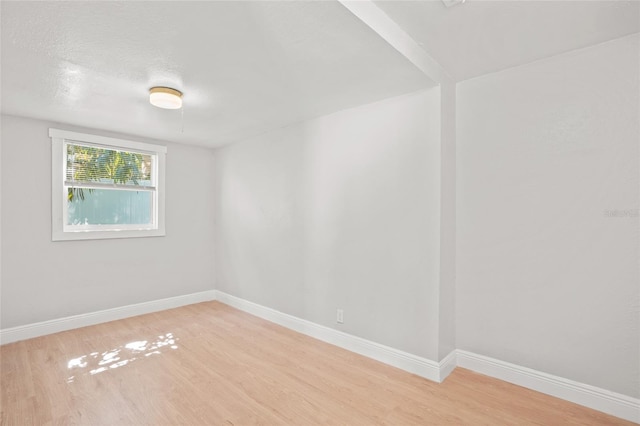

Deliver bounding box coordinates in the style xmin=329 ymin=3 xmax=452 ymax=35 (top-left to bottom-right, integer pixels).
xmin=50 ymin=128 xmax=166 ymax=241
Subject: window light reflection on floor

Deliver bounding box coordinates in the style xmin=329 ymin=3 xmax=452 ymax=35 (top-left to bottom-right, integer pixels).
xmin=66 ymin=333 xmax=178 ymax=383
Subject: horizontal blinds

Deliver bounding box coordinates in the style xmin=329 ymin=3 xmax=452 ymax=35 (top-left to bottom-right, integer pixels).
xmin=65 ymin=141 xmax=155 ymax=190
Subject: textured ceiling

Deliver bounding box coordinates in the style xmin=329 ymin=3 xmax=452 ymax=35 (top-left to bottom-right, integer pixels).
xmin=1 ymin=1 xmax=638 ymax=147
xmin=375 ymin=0 xmax=640 ymax=81
xmin=0 ymin=1 xmax=434 ymax=147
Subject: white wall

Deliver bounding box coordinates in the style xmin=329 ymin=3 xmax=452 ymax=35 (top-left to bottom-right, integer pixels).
xmin=0 ymin=115 xmax=215 ymax=328
xmin=456 ymin=34 xmax=639 ymax=398
xmin=2 ymin=31 xmax=635 ymax=404
xmin=214 ymin=89 xmax=443 ymax=360
xmin=0 ymin=115 xmax=3 ymax=328
xmin=438 ymin=81 xmax=456 ymax=360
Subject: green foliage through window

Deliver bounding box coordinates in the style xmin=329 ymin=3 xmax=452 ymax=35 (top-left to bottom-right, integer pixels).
xmin=66 ymin=144 xmax=152 ymax=202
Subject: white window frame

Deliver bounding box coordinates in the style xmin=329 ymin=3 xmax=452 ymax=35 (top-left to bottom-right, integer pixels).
xmin=50 ymin=128 xmax=166 ymax=241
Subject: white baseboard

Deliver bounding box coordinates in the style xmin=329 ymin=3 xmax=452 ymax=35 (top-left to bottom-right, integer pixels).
xmin=2 ymin=290 xmax=637 ymax=423
xmin=214 ymin=290 xmax=454 ymax=383
xmin=457 ymin=350 xmax=640 ymax=424
xmin=0 ymin=290 xmax=216 ymax=345
xmin=439 ymin=349 xmax=457 ymax=381
xmin=214 ymin=292 xmax=638 ymax=423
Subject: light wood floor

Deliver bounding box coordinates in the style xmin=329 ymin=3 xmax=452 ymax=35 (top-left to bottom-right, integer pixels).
xmin=0 ymin=301 xmax=634 ymax=425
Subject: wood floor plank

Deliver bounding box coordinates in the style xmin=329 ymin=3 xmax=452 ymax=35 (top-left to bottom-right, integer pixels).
xmin=0 ymin=301 xmax=634 ymax=425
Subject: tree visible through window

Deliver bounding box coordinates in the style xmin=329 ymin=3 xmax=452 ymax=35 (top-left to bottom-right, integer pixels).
xmin=50 ymin=129 xmax=166 ymax=241
xmin=66 ymin=143 xmax=153 ymax=226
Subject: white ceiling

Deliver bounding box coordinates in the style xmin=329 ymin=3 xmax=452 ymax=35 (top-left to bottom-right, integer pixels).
xmin=2 ymin=1 xmax=638 ymax=148
xmin=0 ymin=1 xmax=433 ymax=147
xmin=375 ymin=0 xmax=640 ymax=81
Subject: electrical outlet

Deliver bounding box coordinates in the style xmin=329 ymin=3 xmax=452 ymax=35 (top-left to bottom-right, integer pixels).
xmin=337 ymin=309 xmax=344 ymax=324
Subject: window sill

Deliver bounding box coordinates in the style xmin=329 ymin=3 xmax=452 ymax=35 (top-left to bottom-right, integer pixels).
xmin=52 ymin=228 xmax=166 ymax=242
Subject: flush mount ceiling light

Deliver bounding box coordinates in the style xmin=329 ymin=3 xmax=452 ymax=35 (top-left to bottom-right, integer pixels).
xmin=149 ymin=87 xmax=183 ymax=109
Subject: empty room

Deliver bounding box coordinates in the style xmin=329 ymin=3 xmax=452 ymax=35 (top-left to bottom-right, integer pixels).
xmin=1 ymin=0 xmax=638 ymax=424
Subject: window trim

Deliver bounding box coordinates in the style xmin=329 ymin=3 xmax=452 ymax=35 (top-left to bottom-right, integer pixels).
xmin=50 ymin=128 xmax=167 ymax=241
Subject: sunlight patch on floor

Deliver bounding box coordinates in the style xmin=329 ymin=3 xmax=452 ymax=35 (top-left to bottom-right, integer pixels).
xmin=66 ymin=333 xmax=178 ymax=382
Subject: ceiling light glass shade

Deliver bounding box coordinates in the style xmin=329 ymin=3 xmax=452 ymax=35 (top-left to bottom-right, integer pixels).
xmin=149 ymin=87 xmax=183 ymax=109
